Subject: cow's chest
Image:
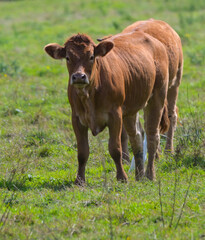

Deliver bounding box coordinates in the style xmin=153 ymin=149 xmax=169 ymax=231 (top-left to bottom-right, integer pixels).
xmin=74 ymin=90 xmax=108 ymax=136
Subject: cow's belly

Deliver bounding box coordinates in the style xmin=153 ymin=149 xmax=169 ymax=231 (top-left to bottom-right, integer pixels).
xmin=123 ymin=89 xmax=153 ymax=116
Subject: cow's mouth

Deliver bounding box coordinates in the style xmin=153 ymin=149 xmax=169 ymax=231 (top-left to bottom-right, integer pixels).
xmin=73 ymin=81 xmax=89 ymax=88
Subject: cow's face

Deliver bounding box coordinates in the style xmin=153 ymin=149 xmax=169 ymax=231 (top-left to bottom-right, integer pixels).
xmin=44 ymin=34 xmax=114 ymax=88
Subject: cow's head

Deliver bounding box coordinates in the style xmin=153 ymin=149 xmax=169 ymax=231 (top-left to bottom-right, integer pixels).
xmin=44 ymin=34 xmax=114 ymax=88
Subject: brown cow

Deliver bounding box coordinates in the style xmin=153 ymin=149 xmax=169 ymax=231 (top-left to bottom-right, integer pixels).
xmin=99 ymin=19 xmax=183 ymax=157
xmin=44 ymin=19 xmax=175 ymax=185
xmin=122 ymin=19 xmax=183 ymax=153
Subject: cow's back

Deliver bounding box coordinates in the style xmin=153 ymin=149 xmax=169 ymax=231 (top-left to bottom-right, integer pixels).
xmin=105 ymin=31 xmax=168 ymax=115
xmin=122 ymin=19 xmax=183 ymax=86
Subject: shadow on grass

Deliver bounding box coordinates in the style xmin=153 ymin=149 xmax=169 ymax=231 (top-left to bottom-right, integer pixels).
xmin=160 ymin=154 xmax=205 ymax=173
xmin=0 ymin=178 xmax=74 ymax=192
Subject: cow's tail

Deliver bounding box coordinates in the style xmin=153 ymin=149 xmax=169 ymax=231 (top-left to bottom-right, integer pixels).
xmin=160 ymin=99 xmax=170 ymax=134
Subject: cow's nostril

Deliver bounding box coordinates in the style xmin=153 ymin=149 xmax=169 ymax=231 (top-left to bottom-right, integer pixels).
xmin=81 ymin=74 xmax=86 ymax=80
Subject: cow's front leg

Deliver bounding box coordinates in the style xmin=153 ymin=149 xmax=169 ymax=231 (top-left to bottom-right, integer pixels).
xmin=72 ymin=114 xmax=89 ymax=186
xmin=108 ymin=108 xmax=128 ymax=182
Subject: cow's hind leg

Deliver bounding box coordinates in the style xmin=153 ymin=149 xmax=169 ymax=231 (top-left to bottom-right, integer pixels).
xmin=123 ymin=113 xmax=144 ymax=180
xmin=165 ymin=66 xmax=182 ymax=152
xmin=144 ymin=89 xmax=166 ymax=180
xmin=121 ymin=124 xmax=130 ymax=163
xmin=108 ymin=108 xmax=128 ymax=182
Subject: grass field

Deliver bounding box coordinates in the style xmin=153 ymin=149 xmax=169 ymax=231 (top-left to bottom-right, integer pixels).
xmin=0 ymin=0 xmax=205 ymax=239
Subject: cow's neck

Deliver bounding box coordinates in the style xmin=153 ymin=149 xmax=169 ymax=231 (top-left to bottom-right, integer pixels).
xmin=73 ymin=60 xmax=108 ymax=135
xmin=75 ymin=86 xmax=98 ymax=134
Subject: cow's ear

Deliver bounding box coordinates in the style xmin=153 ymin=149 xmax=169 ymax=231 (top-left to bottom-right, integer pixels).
xmin=44 ymin=43 xmax=66 ymax=59
xmin=95 ymin=41 xmax=114 ymax=57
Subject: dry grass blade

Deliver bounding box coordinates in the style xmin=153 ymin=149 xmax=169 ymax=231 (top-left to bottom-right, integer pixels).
xmin=169 ymin=165 xmax=179 ymax=228
xmin=175 ymin=170 xmax=194 ymax=229
xmin=158 ymin=178 xmax=165 ymax=227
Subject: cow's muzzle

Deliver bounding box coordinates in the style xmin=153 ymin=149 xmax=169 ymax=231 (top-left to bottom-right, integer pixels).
xmin=70 ymin=72 xmax=89 ymax=87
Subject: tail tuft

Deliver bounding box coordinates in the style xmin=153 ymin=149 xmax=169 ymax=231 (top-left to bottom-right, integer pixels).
xmin=160 ymin=99 xmax=170 ymax=134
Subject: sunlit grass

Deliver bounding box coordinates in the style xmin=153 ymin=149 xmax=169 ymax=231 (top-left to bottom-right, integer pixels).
xmin=0 ymin=0 xmax=204 ymax=239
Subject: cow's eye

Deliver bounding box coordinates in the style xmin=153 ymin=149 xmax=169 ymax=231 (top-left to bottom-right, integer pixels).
xmin=66 ymin=56 xmax=70 ymax=62
xmin=90 ymin=55 xmax=94 ymax=61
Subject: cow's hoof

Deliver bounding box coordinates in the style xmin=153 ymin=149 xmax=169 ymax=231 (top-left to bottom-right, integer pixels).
xmin=117 ymin=172 xmax=128 ymax=182
xmin=145 ymin=169 xmax=156 ymax=181
xmin=135 ymin=165 xmax=145 ymax=181
xmin=135 ymin=171 xmax=145 ymax=181
xmin=74 ymin=176 xmax=85 ymax=186
xmin=164 ymin=147 xmax=174 ymax=155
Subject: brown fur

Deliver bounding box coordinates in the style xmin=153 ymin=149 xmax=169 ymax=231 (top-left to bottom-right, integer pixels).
xmin=44 ymin=19 xmax=182 ymax=184
xmin=160 ymin=99 xmax=170 ymax=134
xmin=122 ymin=19 xmax=183 ymax=152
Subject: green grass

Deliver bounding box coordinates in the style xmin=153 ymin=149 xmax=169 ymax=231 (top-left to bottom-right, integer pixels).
xmin=0 ymin=0 xmax=205 ymax=239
